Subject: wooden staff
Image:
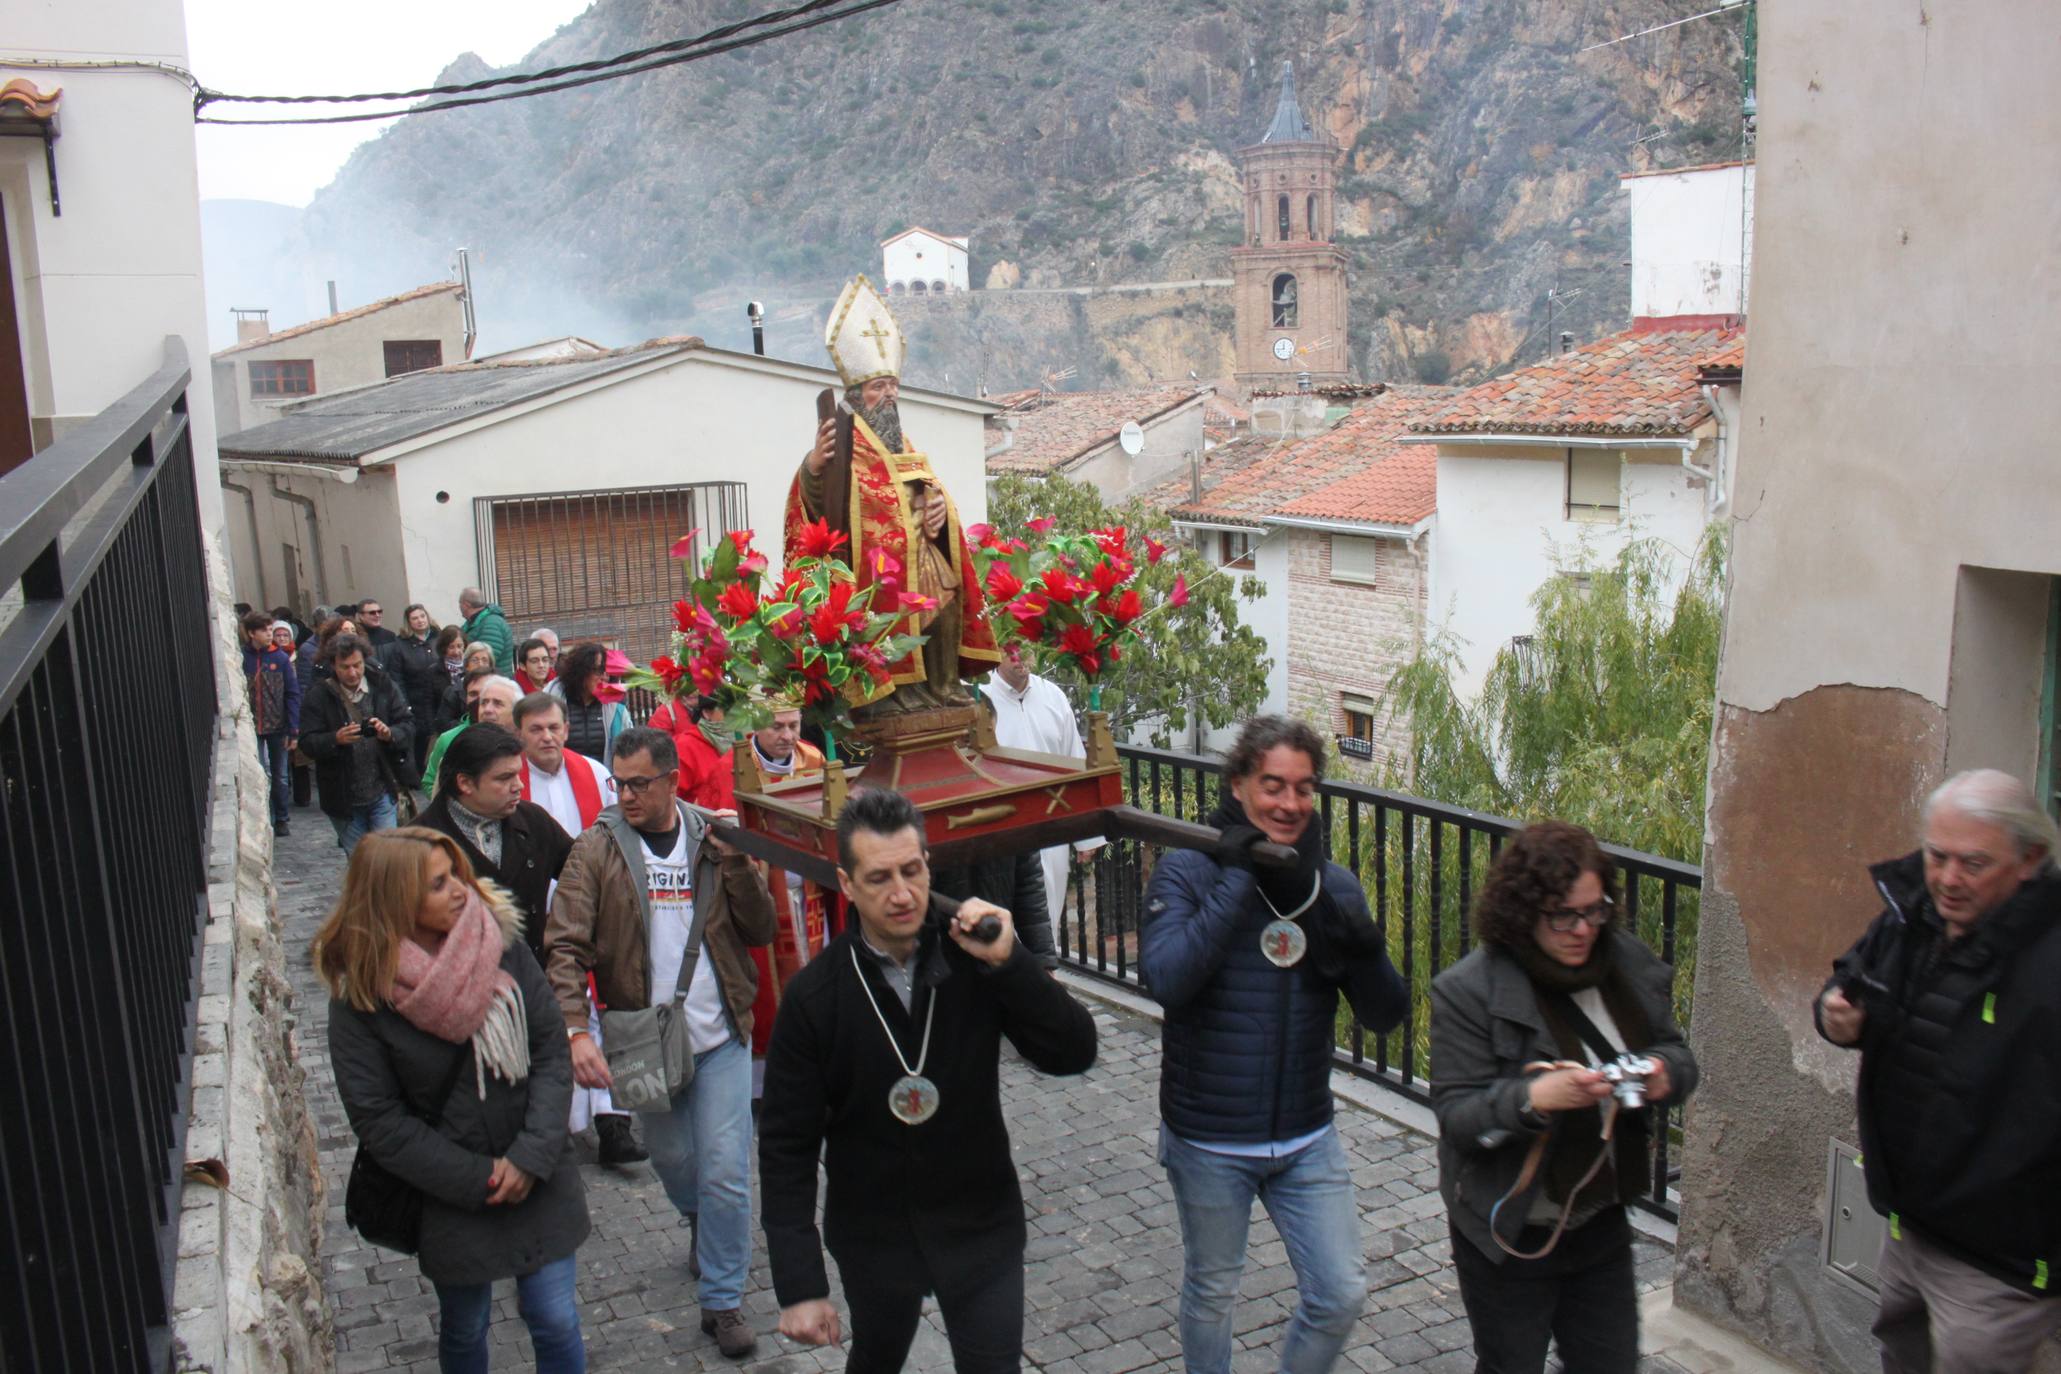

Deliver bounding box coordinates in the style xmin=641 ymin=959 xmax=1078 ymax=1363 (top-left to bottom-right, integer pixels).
xmin=814 ymin=387 xmax=855 ymax=539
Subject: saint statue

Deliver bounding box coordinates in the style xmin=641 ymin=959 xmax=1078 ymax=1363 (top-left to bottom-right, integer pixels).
xmin=785 ymin=276 xmax=999 ymax=714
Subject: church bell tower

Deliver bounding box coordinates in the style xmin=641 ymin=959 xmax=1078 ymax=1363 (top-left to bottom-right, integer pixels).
xmin=1233 ymin=62 xmax=1351 ymax=393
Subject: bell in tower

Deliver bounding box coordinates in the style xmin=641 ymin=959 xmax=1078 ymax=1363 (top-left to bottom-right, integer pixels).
xmin=1232 ymin=61 xmax=1352 ymax=394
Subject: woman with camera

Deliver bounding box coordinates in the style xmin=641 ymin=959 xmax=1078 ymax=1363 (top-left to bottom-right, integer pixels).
xmin=315 ymin=828 xmax=590 ymax=1373
xmin=1430 ymin=821 xmax=1698 ymax=1374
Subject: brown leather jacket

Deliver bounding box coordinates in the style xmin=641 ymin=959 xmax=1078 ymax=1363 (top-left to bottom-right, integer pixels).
xmin=542 ymin=801 xmax=778 ymax=1042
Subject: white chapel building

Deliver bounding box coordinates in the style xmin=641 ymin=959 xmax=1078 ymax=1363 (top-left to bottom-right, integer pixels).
xmin=881 ymin=228 xmax=970 ymax=296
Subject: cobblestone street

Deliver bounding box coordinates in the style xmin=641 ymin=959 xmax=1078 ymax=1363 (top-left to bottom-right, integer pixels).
xmin=276 ymin=817 xmax=1686 ymax=1374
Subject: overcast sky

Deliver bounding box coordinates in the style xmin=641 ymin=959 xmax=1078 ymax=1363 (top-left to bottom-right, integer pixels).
xmin=188 ymin=0 xmax=595 ymax=206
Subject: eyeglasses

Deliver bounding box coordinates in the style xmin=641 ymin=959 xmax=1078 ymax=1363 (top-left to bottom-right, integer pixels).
xmin=360 ymin=606 xmax=381 ymax=616
xmin=607 ymin=774 xmax=668 ymax=797
xmin=1545 ymin=896 xmax=1615 ymax=933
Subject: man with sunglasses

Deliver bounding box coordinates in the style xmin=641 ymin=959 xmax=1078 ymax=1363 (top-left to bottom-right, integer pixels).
xmin=542 ymin=725 xmax=778 ymax=1358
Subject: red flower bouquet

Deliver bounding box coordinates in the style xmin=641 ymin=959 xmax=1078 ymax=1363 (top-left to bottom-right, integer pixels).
xmin=966 ymin=520 xmax=1162 ymax=707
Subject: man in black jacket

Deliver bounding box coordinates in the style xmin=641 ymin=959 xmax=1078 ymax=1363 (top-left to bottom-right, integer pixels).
xmin=298 ymin=634 xmax=416 ymax=855
xmin=1816 ymin=768 xmax=2061 ymax=1373
xmin=1138 ymin=715 xmax=1407 ymax=1374
xmin=760 ymin=788 xmax=1097 ymax=1370
xmin=417 ymin=726 xmax=571 ymax=962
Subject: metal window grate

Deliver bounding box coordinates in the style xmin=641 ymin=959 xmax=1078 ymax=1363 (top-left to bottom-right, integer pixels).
xmin=473 ymin=482 xmax=749 ymax=672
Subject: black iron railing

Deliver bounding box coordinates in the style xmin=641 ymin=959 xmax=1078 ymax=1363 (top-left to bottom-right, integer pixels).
xmin=0 ymin=339 xmax=217 ymax=1371
xmin=1061 ymin=745 xmax=1702 ymax=1221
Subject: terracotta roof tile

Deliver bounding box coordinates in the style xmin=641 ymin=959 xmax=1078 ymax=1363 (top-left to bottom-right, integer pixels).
xmin=1162 ymin=386 xmax=1457 ymax=528
xmin=0 ymin=79 xmax=61 ymax=121
xmin=1410 ymin=325 xmax=1744 ymax=437
xmin=986 ymin=386 xmax=1207 ymax=474
xmin=214 ymin=281 xmax=465 ymax=357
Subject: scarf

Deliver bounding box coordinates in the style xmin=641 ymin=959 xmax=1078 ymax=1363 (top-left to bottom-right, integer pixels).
xmin=1508 ymin=928 xmax=1655 ymax=1211
xmin=1206 ymin=787 xmax=1330 ymax=918
xmin=448 ymin=797 xmax=504 ymax=867
xmin=698 ymin=717 xmax=735 ymax=754
xmin=389 ymin=886 xmax=530 ymax=1098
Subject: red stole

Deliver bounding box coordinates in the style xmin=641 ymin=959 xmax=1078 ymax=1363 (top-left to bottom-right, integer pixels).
xmin=521 ymin=755 xmax=603 ymax=830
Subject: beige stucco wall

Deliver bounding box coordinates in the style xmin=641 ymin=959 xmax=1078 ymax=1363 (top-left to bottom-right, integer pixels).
xmin=220 ymin=464 xmax=406 ymax=617
xmin=1676 ymin=3 xmax=2061 ymax=1368
xmin=2 ymin=2 xmax=222 ymax=530
xmin=212 ymin=287 xmax=468 ymax=435
xmin=1063 ymin=401 xmax=1208 ymax=502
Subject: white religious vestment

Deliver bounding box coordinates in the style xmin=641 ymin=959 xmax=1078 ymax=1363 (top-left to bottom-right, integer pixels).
xmin=520 ymin=747 xmax=616 ymax=1128
xmin=982 ymin=670 xmax=1102 ymax=919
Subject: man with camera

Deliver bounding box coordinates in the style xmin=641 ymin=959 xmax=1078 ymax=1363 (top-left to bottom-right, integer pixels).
xmin=297 ymin=633 xmax=416 ymax=855
xmin=758 ymin=788 xmax=1097 ymax=1370
xmin=1816 ymin=769 xmax=2061 ymax=1373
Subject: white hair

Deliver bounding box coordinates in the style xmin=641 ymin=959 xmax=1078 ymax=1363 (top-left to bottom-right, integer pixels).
xmin=530 ymin=626 xmax=559 ymax=643
xmin=479 ymin=675 xmax=521 ymax=700
xmin=1922 ymin=769 xmax=2058 ymax=870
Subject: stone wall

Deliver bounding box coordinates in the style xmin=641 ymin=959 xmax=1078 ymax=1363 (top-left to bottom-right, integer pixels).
xmin=172 ymin=536 xmax=331 ymax=1373
xmin=1283 ymin=527 xmax=1426 ymax=776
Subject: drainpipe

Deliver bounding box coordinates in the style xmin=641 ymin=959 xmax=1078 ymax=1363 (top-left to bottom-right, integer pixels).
xmin=269 ymin=477 xmax=329 ymax=602
xmin=1694 ymin=384 xmax=1729 ymax=515
xmin=984 ymin=414 xmax=1019 ymax=463
xmin=219 ymin=478 xmax=268 ymax=606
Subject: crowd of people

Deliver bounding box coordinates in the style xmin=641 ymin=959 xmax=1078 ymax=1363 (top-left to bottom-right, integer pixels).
xmin=240 ymin=598 xmax=2061 ymax=1374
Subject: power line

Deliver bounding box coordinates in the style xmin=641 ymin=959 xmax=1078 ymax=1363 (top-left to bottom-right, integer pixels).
xmin=196 ymin=0 xmax=908 ymax=127
xmin=1579 ymin=3 xmax=1744 ymax=54
xmin=197 ymin=0 xmax=861 ymax=107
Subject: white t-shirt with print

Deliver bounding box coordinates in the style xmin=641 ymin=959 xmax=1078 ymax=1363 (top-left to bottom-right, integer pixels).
xmin=642 ymin=824 xmax=731 ymax=1054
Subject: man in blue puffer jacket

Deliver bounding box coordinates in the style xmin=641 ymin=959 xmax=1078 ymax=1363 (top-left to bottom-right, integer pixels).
xmin=1140 ymin=715 xmax=1407 ymax=1374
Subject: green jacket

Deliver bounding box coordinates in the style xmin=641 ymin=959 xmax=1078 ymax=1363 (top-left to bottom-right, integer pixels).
xmin=463 ymin=603 xmax=515 ymax=675
xmin=422 ymin=721 xmax=468 ymax=796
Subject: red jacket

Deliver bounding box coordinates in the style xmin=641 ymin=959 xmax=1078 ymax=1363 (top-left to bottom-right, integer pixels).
xmin=651 ymin=701 xmax=735 ymax=810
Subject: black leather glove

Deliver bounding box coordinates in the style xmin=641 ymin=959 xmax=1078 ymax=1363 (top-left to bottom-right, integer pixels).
xmin=1213 ymin=824 xmax=1266 ymax=871
xmin=1319 ymin=904 xmax=1385 ymax=959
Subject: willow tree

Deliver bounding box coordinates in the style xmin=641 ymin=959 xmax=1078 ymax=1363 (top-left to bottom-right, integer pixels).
xmin=984 ymin=472 xmax=1272 ymax=748
xmin=1382 ymin=529 xmax=1726 ymax=865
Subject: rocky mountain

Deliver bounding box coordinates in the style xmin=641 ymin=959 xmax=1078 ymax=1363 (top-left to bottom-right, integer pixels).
xmin=299 ymin=0 xmax=1743 ymax=389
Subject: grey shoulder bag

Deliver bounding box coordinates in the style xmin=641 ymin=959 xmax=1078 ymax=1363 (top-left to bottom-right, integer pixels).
xmin=600 ymin=809 xmax=708 ymax=1113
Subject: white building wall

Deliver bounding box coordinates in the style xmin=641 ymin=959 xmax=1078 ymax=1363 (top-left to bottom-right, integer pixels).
xmin=882 ymin=232 xmax=969 ymax=294
xmin=2 ymin=3 xmax=222 ymax=529
xmin=1430 ymin=441 xmax=1718 ymax=698
xmin=377 ymin=354 xmax=990 ymax=622
xmin=1622 ymin=164 xmax=1754 ymax=319
xmin=220 ymin=465 xmax=406 ymax=617
xmin=212 ymin=288 xmax=468 ymax=435
xmin=1064 ymin=403 xmax=1207 ymax=504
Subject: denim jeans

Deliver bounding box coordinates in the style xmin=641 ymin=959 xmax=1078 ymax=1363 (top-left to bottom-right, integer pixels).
xmin=328 ymin=790 xmax=398 ymax=855
xmin=640 ymin=1034 xmax=753 ymax=1310
xmin=256 ymin=732 xmax=290 ymax=827
xmin=433 ymin=1253 xmax=584 ymax=1373
xmin=1160 ymin=1124 xmax=1367 ymax=1374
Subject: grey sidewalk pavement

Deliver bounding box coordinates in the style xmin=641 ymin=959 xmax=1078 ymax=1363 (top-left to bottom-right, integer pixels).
xmin=276 ymin=810 xmax=1696 ymax=1374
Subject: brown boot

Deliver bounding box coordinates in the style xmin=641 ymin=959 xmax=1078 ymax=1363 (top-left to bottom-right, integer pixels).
xmin=699 ymin=1306 xmax=755 ymax=1358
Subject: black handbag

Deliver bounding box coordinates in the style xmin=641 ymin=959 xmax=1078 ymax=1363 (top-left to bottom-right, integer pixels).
xmin=345 ymin=1044 xmax=472 ymax=1254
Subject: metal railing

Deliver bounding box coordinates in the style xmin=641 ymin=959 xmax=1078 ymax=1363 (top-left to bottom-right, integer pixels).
xmin=1060 ymin=744 xmax=1701 ymax=1221
xmin=0 ymin=339 xmax=217 ymax=1371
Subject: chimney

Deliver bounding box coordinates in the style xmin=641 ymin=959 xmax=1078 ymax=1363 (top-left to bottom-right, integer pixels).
xmin=232 ymin=307 xmax=270 ymax=344
xmin=327 ymin=280 xmax=339 ymax=315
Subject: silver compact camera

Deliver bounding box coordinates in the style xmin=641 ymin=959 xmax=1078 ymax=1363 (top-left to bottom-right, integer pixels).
xmin=1598 ymin=1054 xmax=1658 ymax=1110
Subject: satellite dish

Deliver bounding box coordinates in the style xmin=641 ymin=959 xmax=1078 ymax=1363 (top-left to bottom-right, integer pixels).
xmin=1118 ymin=421 xmax=1145 ymax=456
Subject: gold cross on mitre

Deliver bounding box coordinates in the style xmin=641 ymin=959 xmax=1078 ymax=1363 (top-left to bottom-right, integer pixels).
xmin=825 ymin=275 xmax=905 ymax=389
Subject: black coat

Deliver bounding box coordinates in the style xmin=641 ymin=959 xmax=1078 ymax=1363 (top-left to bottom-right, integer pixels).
xmin=758 ymin=918 xmax=1098 ymax=1307
xmin=1818 ymin=852 xmax=2061 ymax=1290
xmin=932 ymin=852 xmax=1056 ymax=968
xmin=416 ymin=793 xmax=572 ymax=962
xmin=327 ymin=912 xmax=589 ymax=1286
xmin=380 ymin=633 xmax=445 ymax=724
xmin=298 ymin=669 xmax=418 ymax=819
xmin=1138 ymin=848 xmax=1407 ymax=1144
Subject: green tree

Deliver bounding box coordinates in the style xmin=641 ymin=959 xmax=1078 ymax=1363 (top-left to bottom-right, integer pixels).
xmin=1381 ymin=529 xmax=1724 ymax=862
xmin=984 ymin=473 xmax=1272 ymax=745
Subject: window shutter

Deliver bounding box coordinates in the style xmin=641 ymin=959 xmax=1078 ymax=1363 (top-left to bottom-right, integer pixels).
xmin=1331 ymin=535 xmax=1380 ymax=585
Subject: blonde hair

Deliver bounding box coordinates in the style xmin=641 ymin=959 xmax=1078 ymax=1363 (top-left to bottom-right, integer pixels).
xmin=311 ymin=827 xmax=481 ymax=1012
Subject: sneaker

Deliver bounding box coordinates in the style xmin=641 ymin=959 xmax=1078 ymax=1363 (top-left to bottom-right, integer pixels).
xmin=594 ymin=1114 xmax=647 ymax=1166
xmin=699 ymin=1307 xmax=755 ymax=1358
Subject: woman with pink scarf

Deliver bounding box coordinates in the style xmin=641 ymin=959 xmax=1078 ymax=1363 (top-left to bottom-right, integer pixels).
xmin=315 ymin=829 xmax=590 ymax=1372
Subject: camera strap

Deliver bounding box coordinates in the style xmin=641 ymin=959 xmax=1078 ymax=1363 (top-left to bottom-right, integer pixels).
xmin=1540 ymin=990 xmax=1623 ymax=1067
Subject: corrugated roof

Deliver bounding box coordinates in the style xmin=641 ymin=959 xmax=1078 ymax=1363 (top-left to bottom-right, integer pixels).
xmin=214 ymin=281 xmax=465 ymax=357
xmin=986 ymin=386 xmax=1208 ymax=474
xmin=1162 ymin=386 xmax=1456 ymax=528
xmin=1409 ymin=326 xmax=1743 ymax=438
xmin=218 ymin=340 xmax=697 ymax=461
